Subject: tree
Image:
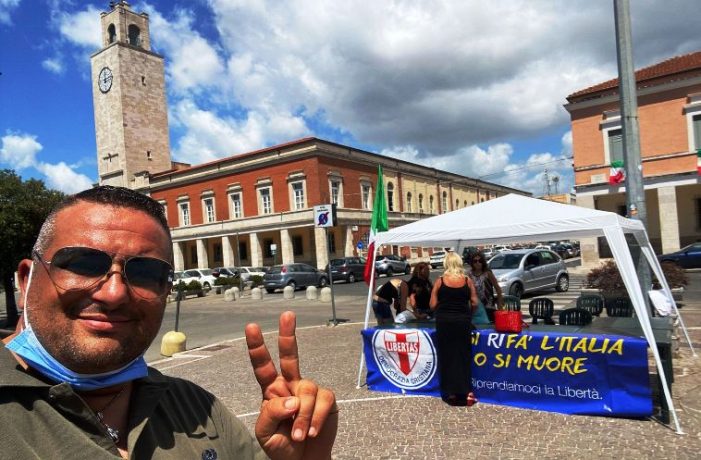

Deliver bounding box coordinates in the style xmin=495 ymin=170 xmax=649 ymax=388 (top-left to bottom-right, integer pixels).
xmin=0 ymin=170 xmax=65 ymax=328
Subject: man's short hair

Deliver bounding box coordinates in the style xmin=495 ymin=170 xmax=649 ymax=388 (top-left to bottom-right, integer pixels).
xmin=34 ymin=185 xmax=171 ymax=254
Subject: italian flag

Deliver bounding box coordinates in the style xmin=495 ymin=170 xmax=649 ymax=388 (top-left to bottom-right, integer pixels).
xmin=697 ymin=149 xmax=701 ymax=175
xmin=363 ymin=165 xmax=389 ymax=284
xmin=609 ymin=160 xmax=625 ymax=185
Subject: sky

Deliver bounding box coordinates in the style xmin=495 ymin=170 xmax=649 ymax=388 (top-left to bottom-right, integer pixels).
xmin=1 ymin=1 xmax=701 ymax=196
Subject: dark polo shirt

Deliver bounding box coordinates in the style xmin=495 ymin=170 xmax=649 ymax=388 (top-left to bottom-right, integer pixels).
xmin=0 ymin=344 xmax=267 ymax=459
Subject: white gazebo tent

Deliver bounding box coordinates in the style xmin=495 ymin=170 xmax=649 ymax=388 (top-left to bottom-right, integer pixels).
xmin=357 ymin=194 xmax=695 ymax=433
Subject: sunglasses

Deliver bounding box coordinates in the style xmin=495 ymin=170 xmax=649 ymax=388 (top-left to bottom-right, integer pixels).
xmin=34 ymin=246 xmax=173 ymax=299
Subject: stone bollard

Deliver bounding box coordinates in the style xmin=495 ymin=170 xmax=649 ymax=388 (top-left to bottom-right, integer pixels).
xmin=232 ymin=287 xmax=240 ymax=300
xmin=306 ymin=286 xmax=318 ymax=300
xmin=283 ymin=285 xmax=295 ymax=299
xmin=251 ymin=287 xmax=263 ymax=300
xmin=224 ymin=288 xmax=236 ymax=301
xmin=160 ymin=331 xmax=186 ymax=357
xmin=319 ymin=287 xmax=332 ymax=303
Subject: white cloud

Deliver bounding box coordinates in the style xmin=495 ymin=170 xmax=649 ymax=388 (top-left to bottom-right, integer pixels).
xmin=0 ymin=0 xmax=20 ymax=25
xmin=55 ymin=6 xmax=102 ymax=49
xmin=0 ymin=133 xmax=42 ymax=169
xmin=35 ymin=162 xmax=93 ymax=194
xmin=42 ymin=56 xmax=64 ymax=74
xmin=144 ymin=6 xmax=225 ymax=93
xmin=0 ymin=132 xmax=93 ymax=193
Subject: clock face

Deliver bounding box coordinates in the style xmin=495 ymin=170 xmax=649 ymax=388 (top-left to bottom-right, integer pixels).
xmin=98 ymin=67 xmax=113 ymax=93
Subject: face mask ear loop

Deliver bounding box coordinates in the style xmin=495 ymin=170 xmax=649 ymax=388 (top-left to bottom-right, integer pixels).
xmin=22 ymin=262 xmax=35 ymax=330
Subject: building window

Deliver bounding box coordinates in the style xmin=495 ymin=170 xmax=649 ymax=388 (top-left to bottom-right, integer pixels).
xmin=291 ymin=182 xmax=305 ymax=210
xmin=418 ymin=194 xmax=424 ymax=213
xmin=328 ymin=232 xmax=336 ymax=253
xmin=607 ymin=128 xmax=624 ymax=163
xmin=179 ymin=202 xmax=190 ymax=226
xmin=429 ymin=195 xmax=434 ymax=214
xmin=693 ymin=114 xmax=701 ymax=151
xmin=213 ymin=243 xmax=223 ymax=263
xmin=361 ymin=183 xmax=371 ymax=210
xmin=292 ymin=235 xmax=303 ymax=256
xmin=203 ymin=198 xmax=215 ymax=223
xmin=329 ymin=179 xmax=343 ymax=208
xmin=263 ymin=239 xmax=274 ymax=258
xmin=239 ymin=241 xmax=248 ymax=261
xmin=230 ymin=193 xmax=242 ymax=218
xmin=387 ymin=182 xmax=395 ymax=212
xmin=406 ymin=192 xmax=412 ymax=212
xmin=259 ymin=188 xmax=272 ymax=214
xmin=442 ymin=191 xmax=448 ymax=213
xmin=189 ymin=246 xmax=197 ymax=264
xmin=617 ymin=204 xmax=627 ymax=216
xmin=696 ymin=198 xmax=701 ymax=229
xmin=455 ymin=199 xmax=459 ymax=209
xmin=107 ymin=24 xmax=116 ymax=44
xmin=128 ymin=24 xmax=141 ymax=47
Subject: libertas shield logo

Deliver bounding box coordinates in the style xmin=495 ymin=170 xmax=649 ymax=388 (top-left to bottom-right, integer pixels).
xmin=372 ymin=329 xmax=436 ymax=390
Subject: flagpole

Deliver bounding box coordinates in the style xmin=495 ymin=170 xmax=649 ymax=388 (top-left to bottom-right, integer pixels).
xmin=356 ymin=242 xmax=378 ymax=389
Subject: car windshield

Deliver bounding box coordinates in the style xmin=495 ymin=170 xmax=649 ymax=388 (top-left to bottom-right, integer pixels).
xmin=489 ymin=253 xmax=525 ymax=270
xmin=267 ymin=266 xmax=282 ymax=274
xmin=200 ymin=269 xmax=213 ymax=275
xmin=253 ymin=267 xmax=268 ymax=273
xmin=330 ymin=259 xmax=346 ymax=266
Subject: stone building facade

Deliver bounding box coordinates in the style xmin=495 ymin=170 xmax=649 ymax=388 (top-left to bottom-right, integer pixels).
xmin=565 ymin=51 xmax=701 ymax=266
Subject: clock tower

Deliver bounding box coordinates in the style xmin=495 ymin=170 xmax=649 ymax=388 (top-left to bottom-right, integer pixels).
xmin=90 ymin=1 xmax=171 ymax=187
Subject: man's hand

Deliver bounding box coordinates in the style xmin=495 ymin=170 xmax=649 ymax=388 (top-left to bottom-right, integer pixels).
xmin=245 ymin=311 xmax=338 ymax=460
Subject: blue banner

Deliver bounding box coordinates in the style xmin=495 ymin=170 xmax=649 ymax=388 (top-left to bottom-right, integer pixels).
xmin=362 ymin=327 xmax=652 ymax=417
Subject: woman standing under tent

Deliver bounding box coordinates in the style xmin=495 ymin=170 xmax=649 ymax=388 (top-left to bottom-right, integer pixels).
xmin=430 ymin=252 xmax=479 ymax=406
xmin=468 ymin=252 xmax=504 ymax=322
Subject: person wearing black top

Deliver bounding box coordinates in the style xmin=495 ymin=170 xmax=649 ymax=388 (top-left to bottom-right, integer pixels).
xmin=430 ymin=252 xmax=479 ymax=406
xmin=372 ymin=278 xmax=408 ymax=325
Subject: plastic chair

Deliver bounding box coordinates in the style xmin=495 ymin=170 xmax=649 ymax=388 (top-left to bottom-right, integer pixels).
xmin=502 ymin=295 xmax=521 ymax=312
xmin=606 ymin=297 xmax=634 ymax=317
xmin=576 ymin=294 xmax=604 ymax=317
xmin=558 ymin=307 xmax=593 ymax=326
xmin=528 ymin=298 xmax=555 ymax=325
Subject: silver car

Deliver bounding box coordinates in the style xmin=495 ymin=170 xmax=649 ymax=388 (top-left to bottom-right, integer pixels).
xmin=488 ymin=249 xmax=569 ymax=298
xmin=375 ymin=254 xmax=411 ymax=276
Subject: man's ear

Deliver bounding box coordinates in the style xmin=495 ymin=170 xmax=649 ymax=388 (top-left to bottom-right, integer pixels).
xmin=16 ymin=259 xmax=33 ymax=309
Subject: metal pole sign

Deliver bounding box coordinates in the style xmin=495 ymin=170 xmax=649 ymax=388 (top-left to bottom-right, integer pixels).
xmin=314 ymin=204 xmax=337 ymax=227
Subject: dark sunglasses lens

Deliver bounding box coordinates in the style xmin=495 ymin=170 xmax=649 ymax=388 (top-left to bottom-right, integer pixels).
xmin=50 ymin=247 xmax=112 ymax=289
xmin=125 ymin=257 xmax=172 ymax=297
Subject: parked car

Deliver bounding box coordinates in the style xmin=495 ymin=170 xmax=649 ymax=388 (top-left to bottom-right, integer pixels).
xmin=429 ymin=251 xmax=447 ymax=269
xmin=488 ymin=248 xmax=569 ymax=298
xmin=481 ymin=247 xmax=496 ymax=260
xmin=238 ymin=266 xmax=268 ymax=283
xmin=375 ymin=254 xmax=411 ymax=276
xmin=177 ymin=268 xmax=219 ymax=290
xmin=658 ymin=243 xmax=701 ymax=269
xmin=325 ymin=257 xmax=366 ymax=283
xmin=550 ymin=244 xmax=570 ymax=259
xmin=263 ymin=263 xmax=328 ymax=293
xmin=212 ymin=267 xmax=238 ymax=278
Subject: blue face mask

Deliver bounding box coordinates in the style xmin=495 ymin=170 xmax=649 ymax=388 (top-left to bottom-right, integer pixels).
xmin=5 ymin=263 xmax=148 ymax=391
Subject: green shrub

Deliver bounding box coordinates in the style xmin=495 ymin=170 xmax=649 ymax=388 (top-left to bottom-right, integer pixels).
xmin=586 ymin=259 xmax=688 ymax=291
xmin=249 ymin=275 xmax=264 ymax=287
xmin=214 ymin=276 xmax=240 ymax=286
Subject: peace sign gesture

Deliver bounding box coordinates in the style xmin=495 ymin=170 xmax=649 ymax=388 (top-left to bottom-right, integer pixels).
xmin=245 ymin=311 xmax=338 ymax=459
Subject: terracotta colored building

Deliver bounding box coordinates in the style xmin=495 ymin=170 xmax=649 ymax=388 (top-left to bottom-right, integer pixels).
xmin=565 ymin=51 xmax=701 ymax=266
xmin=90 ymin=2 xmax=526 ymax=271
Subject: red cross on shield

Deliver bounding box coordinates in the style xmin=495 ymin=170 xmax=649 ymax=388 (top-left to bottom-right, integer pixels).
xmin=383 ymin=331 xmax=420 ymax=376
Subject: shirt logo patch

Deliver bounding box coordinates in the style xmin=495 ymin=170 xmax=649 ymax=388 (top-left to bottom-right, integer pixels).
xmin=202 ymin=448 xmax=217 ymax=460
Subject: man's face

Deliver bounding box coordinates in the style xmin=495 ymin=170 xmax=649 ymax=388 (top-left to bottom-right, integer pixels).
xmin=19 ymin=201 xmax=171 ymax=374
